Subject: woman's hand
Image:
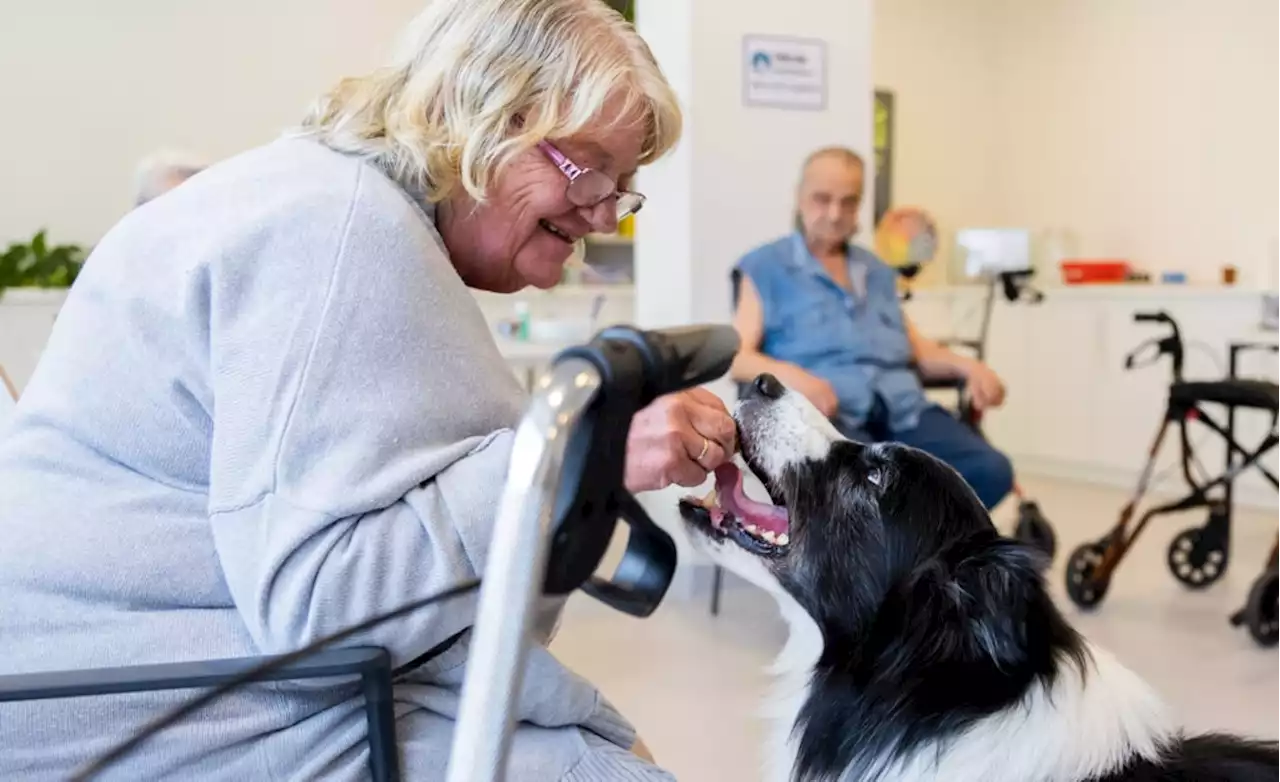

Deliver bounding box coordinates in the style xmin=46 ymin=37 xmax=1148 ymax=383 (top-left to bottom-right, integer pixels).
xmin=964 ymin=362 xmax=1006 ymax=411
xmin=624 ymin=389 xmax=737 ymax=493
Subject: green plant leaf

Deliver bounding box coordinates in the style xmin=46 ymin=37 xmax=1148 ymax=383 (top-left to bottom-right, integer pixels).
xmin=0 ymin=231 xmax=83 ymax=289
xmin=29 ymin=229 xmax=47 ymax=260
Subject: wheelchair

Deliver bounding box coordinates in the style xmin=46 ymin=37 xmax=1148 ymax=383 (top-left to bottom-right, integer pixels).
xmin=1063 ymin=311 xmax=1280 ymax=648
xmin=0 ymin=325 xmax=738 ymax=781
xmin=919 ymin=268 xmax=1059 ymax=564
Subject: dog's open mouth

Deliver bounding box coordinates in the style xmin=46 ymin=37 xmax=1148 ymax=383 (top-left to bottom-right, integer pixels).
xmin=680 ymin=463 xmax=790 ymax=556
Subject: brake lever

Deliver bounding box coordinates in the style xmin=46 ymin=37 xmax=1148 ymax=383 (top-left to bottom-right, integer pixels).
xmin=1124 ymin=338 xmax=1161 ymax=370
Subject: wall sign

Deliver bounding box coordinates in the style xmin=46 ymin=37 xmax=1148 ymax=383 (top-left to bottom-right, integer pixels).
xmin=742 ymin=35 xmax=827 ymax=111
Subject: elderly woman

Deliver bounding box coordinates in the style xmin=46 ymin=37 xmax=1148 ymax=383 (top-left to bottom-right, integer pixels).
xmin=0 ymin=1 xmax=733 ymax=779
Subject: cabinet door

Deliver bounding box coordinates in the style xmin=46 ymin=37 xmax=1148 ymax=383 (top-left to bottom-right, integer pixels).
xmin=1093 ymin=303 xmax=1178 ymax=478
xmin=1020 ymin=300 xmax=1102 ymax=465
xmin=979 ymin=300 xmax=1034 ymax=457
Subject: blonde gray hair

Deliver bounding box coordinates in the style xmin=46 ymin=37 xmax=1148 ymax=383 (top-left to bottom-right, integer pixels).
xmin=298 ymin=0 xmax=681 ymax=204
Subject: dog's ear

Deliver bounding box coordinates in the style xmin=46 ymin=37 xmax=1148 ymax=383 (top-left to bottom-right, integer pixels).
xmin=908 ymin=536 xmax=1046 ymax=670
xmin=951 ymin=540 xmax=1046 ymax=668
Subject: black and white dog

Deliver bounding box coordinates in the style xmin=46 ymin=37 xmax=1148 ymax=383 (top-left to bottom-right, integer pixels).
xmin=679 ymin=374 xmax=1278 ymax=782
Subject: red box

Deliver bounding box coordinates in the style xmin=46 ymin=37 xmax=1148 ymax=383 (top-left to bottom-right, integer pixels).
xmin=1059 ymin=259 xmax=1131 ymax=284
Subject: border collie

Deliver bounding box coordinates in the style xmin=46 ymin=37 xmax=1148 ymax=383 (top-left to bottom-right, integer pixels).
xmin=679 ymin=373 xmax=1278 ymax=782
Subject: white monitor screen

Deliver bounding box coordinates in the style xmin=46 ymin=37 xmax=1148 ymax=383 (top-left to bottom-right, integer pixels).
xmin=956 ymin=228 xmax=1032 ymax=278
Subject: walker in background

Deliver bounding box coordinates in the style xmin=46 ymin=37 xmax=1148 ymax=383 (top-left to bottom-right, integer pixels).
xmin=1062 ymin=311 xmax=1279 ymax=647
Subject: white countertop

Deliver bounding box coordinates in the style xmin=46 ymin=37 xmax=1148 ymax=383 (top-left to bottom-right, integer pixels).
xmin=494 ymin=339 xmax=573 ymax=364
xmin=907 ymin=283 xmax=1273 ymax=300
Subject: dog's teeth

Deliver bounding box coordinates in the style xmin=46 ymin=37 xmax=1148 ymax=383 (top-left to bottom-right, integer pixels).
xmin=762 ymin=530 xmax=776 ymax=543
xmin=777 ymin=533 xmax=789 ymax=546
xmin=746 ymin=524 xmax=759 ymax=535
xmin=702 ymin=488 xmax=717 ymax=507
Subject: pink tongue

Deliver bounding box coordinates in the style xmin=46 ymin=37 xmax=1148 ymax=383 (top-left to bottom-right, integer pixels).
xmin=715 ymin=464 xmax=788 ymax=535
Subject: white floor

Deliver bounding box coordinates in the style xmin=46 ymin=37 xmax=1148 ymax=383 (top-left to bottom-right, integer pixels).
xmin=549 ymin=475 xmax=1280 ymax=781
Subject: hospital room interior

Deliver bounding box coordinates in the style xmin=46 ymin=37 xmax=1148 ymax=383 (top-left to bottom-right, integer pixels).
xmin=0 ymin=1 xmax=1277 ymax=780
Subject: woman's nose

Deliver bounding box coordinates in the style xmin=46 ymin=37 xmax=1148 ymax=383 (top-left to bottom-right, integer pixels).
xmin=581 ymin=198 xmax=618 ymax=235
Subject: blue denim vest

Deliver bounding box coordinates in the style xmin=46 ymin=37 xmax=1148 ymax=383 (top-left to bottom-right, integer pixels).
xmin=733 ymin=233 xmax=926 ymax=432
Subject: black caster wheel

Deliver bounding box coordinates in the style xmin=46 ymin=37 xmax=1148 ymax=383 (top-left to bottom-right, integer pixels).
xmin=1236 ymin=570 xmax=1279 ymax=647
xmin=1166 ymin=527 xmax=1228 ymax=590
xmin=1014 ymin=501 xmax=1057 ymax=565
xmin=1065 ymin=541 xmax=1111 ymax=609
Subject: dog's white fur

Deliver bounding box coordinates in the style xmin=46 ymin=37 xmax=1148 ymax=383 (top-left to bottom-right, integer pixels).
xmin=685 ymin=528 xmax=823 ymax=782
xmin=736 ymin=389 xmax=845 ymax=481
xmin=685 ymin=388 xmax=1178 ymax=782
xmin=874 ymin=643 xmax=1174 ymax=782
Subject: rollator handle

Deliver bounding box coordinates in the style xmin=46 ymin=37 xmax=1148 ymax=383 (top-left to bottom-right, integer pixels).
xmin=1129 ymin=310 xmax=1185 ymax=379
xmin=545 ymin=325 xmax=740 ymax=614
xmin=447 ymin=325 xmax=739 ymax=782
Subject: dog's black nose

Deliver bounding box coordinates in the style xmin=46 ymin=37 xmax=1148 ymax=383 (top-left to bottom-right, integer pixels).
xmin=753 ymin=373 xmax=786 ymax=400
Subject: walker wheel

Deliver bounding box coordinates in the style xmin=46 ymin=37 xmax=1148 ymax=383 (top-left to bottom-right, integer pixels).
xmin=1241 ymin=570 xmax=1279 ymax=647
xmin=1014 ymin=501 xmax=1057 ymax=565
xmin=1166 ymin=527 xmax=1228 ymax=590
xmin=1064 ymin=541 xmax=1110 ymax=609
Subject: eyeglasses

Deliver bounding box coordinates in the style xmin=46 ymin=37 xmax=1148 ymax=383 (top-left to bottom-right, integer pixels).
xmin=536 ymin=140 xmax=645 ymax=223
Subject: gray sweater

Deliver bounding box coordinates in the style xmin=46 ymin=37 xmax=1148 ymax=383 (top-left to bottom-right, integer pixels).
xmin=0 ymin=138 xmax=671 ymax=781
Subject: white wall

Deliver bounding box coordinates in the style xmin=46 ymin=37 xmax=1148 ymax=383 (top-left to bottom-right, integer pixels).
xmin=872 ymin=0 xmax=1004 ymax=287
xmin=994 ymin=0 xmax=1279 ymax=286
xmin=0 ymin=0 xmax=425 ymax=246
xmin=873 ymin=0 xmax=1280 ymax=288
xmin=636 ymin=0 xmax=874 ymax=331
xmin=635 ymin=0 xmax=873 ymax=596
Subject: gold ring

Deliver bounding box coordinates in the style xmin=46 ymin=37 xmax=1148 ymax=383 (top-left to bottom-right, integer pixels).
xmin=696 ymin=437 xmax=710 ymax=462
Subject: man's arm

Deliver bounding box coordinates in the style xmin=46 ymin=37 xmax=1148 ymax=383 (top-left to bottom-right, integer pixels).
xmin=730 ymin=274 xmax=838 ymax=416
xmin=904 ymin=315 xmax=1006 ymax=409
xmin=904 ymin=316 xmax=978 ymax=380
xmin=729 ymin=274 xmax=798 ymax=383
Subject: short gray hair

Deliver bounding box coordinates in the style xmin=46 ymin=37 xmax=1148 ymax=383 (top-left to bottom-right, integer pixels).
xmin=133 ymin=149 xmax=207 ymax=206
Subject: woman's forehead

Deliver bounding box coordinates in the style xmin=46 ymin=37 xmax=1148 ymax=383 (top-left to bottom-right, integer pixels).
xmin=560 ymin=130 xmax=641 ymax=179
xmin=563 ymin=95 xmax=646 ymax=171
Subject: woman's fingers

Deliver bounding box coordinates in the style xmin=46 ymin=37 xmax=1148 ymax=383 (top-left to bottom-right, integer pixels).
xmin=623 ymin=389 xmax=738 ymax=493
xmin=681 ymin=389 xmax=738 ymax=459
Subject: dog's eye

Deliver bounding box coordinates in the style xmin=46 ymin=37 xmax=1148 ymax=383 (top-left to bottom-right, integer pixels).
xmin=867 ymin=468 xmax=883 ymax=487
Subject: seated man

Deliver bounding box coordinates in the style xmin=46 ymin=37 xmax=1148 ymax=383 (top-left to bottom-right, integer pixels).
xmin=730 ymin=146 xmax=1014 ymax=509
xmin=131 ymin=149 xmax=207 ymax=207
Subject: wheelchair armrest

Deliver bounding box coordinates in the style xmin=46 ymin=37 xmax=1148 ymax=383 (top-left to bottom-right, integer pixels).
xmin=935 ymin=338 xmax=982 ymax=357
xmin=920 ymin=375 xmax=966 ymax=392
xmin=0 ymin=645 xmax=390 ymax=702
xmin=909 ymin=360 xmax=967 ymax=393
xmin=0 ymin=646 xmax=400 ymax=781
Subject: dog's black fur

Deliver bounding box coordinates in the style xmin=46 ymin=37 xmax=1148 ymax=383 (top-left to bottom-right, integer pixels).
xmin=680 ymin=382 xmax=1278 ymax=782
